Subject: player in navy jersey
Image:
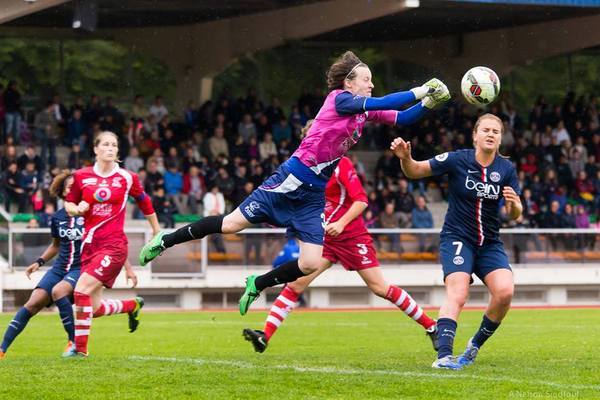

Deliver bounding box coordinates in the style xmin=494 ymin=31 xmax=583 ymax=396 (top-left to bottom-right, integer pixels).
xmin=139 ymin=51 xmax=450 ymax=315
xmin=391 ymin=113 xmax=522 ymax=370
xmin=0 ymin=171 xmax=83 ymax=358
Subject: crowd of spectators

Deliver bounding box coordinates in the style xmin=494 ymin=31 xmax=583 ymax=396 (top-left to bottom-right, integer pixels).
xmin=1 ymin=82 xmax=600 ymax=249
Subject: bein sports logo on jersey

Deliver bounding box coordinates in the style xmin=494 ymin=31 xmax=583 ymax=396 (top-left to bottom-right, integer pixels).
xmin=244 ymin=201 xmax=260 ymax=218
xmin=59 ymin=226 xmax=84 ymax=241
xmin=464 ymin=176 xmax=500 ymax=200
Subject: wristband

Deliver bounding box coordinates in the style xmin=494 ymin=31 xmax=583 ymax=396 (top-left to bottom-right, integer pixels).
xmin=36 ymin=257 xmax=46 ymax=266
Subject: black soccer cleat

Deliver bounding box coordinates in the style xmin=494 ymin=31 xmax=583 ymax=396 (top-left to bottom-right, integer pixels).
xmin=242 ymin=328 xmax=268 ymax=353
xmin=426 ymin=324 xmax=439 ymax=351
xmin=128 ymin=296 xmax=144 ymax=333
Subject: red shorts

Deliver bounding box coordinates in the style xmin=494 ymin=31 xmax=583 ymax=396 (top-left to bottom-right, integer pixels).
xmin=322 ymin=232 xmax=379 ymax=271
xmin=80 ymin=241 xmax=128 ymax=288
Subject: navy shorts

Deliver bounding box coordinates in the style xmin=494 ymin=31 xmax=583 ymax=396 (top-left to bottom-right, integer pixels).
xmin=36 ymin=268 xmax=81 ymax=296
xmin=239 ymin=165 xmax=325 ymax=245
xmin=439 ymin=235 xmax=511 ymax=282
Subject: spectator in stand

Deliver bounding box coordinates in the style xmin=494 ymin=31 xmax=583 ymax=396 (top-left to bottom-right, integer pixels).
xmin=208 ymin=126 xmax=229 ymax=161
xmin=149 ymin=95 xmax=169 ymax=122
xmin=541 ymin=200 xmax=565 ymax=250
xmin=68 ymin=142 xmax=84 ymax=170
xmin=375 ymin=149 xmax=401 ymax=181
xmin=395 ymin=178 xmax=414 ymax=228
xmin=3 ymin=81 xmax=22 ymax=144
xmin=203 ymin=184 xmax=226 ymax=253
xmin=163 ymin=163 xmax=185 ymax=213
xmin=84 ymin=94 xmax=102 ymax=126
xmin=272 ymin=116 xmax=292 ymax=145
xmin=259 ymin=132 xmax=277 ymax=162
xmin=184 ymin=100 xmax=198 ymax=131
xmin=215 ymin=167 xmax=235 ymax=202
xmin=575 ymin=170 xmax=595 ymax=206
xmin=238 ymin=113 xmax=257 ymax=143
xmin=31 ymin=188 xmax=44 ymax=214
xmin=18 ymin=161 xmax=39 ymax=212
xmin=152 ymin=187 xmax=176 ymax=228
xmin=131 ymin=95 xmax=148 ymax=121
xmin=2 ymin=161 xmax=26 ymax=212
xmin=160 ymin=129 xmax=176 ymax=154
xmin=165 ymin=146 xmax=181 ymax=171
xmin=1 ymin=145 xmax=18 ymax=171
xmin=0 ymin=83 xmax=5 ymax=143
xmin=379 ymin=202 xmax=402 ymax=253
xmin=412 ymin=195 xmax=434 ymax=252
xmin=37 ymin=202 xmax=55 ymax=228
xmin=247 ymin=136 xmax=259 ymax=159
xmin=183 ymin=165 xmax=206 ymax=215
xmin=552 ymin=120 xmax=571 ymax=145
xmin=562 ymin=203 xmax=578 ymax=250
xmin=230 ymin=134 xmax=248 ymax=160
xmin=255 ymin=114 xmax=270 ymax=139
xmin=124 ymin=147 xmax=144 ymax=173
xmin=575 ymin=204 xmax=594 ymax=249
xmin=66 ymin=108 xmax=86 ymax=146
xmin=145 ymin=160 xmax=164 ymax=194
xmin=147 ymin=148 xmax=165 ymax=174
xmin=17 ymin=145 xmax=43 ymax=175
xmin=34 ymin=101 xmax=59 ymax=169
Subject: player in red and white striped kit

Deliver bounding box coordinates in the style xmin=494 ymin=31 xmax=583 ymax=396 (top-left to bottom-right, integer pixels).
xmin=243 ymin=155 xmax=437 ymax=353
xmin=64 ymin=131 xmax=160 ymax=357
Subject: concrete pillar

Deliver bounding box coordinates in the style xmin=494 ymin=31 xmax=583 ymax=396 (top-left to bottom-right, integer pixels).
xmin=546 ymin=287 xmax=568 ymax=306
xmin=308 ymin=288 xmax=329 ymax=308
xmin=180 ymin=289 xmax=202 ymax=310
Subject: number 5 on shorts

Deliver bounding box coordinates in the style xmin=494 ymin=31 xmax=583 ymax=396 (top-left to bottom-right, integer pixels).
xmin=452 ymin=241 xmax=463 ymax=256
xmin=101 ymin=255 xmax=112 ymax=267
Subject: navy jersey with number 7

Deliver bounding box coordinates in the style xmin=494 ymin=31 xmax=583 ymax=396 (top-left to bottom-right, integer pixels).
xmin=428 ymin=149 xmax=520 ymax=246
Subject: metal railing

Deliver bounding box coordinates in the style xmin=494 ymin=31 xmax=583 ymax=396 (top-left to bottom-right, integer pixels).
xmin=3 ymin=227 xmax=600 ymax=276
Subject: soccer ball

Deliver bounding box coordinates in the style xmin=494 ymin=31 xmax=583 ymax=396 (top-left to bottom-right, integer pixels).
xmin=461 ymin=66 xmax=500 ymax=106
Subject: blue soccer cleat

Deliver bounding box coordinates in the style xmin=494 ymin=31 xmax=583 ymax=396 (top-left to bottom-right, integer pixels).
xmin=457 ymin=337 xmax=479 ymax=366
xmin=61 ymin=341 xmax=76 ymax=357
xmin=432 ymin=355 xmax=462 ymax=370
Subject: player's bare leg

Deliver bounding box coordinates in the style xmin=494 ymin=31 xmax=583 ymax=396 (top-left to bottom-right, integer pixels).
xmin=240 ymin=240 xmax=323 ymax=315
xmin=357 ymin=267 xmax=438 ymax=350
xmin=243 ymin=259 xmax=330 ymax=352
xmin=459 ymin=269 xmax=513 ymax=367
xmin=140 ymin=208 xmax=252 ymax=266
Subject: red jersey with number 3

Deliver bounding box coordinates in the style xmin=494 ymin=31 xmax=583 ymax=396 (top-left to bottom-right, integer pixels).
xmin=65 ymin=164 xmax=150 ymax=246
xmin=324 ymin=156 xmax=368 ymax=240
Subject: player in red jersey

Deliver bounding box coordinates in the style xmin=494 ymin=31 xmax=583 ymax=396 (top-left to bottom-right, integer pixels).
xmin=243 ymin=153 xmax=438 ymax=353
xmin=64 ymin=131 xmax=160 ymax=357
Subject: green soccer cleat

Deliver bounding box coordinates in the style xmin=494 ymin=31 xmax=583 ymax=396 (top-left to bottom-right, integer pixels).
xmin=128 ymin=296 xmax=144 ymax=333
xmin=139 ymin=231 xmax=166 ymax=266
xmin=239 ymin=275 xmax=260 ymax=316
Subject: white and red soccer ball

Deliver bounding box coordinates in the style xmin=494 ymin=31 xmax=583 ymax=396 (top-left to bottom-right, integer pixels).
xmin=461 ymin=66 xmax=500 ymax=106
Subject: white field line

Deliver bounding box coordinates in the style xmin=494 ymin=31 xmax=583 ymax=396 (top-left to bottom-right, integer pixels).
xmin=148 ymin=320 xmax=593 ymax=330
xmin=128 ymin=355 xmax=600 ymax=391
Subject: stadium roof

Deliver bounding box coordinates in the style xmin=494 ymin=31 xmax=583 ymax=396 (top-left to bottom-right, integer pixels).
xmin=310 ymin=0 xmax=600 ymax=41
xmin=4 ymin=0 xmax=599 ymax=40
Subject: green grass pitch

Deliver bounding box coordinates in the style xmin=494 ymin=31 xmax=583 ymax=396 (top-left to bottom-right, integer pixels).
xmin=0 ymin=308 xmax=597 ymax=399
